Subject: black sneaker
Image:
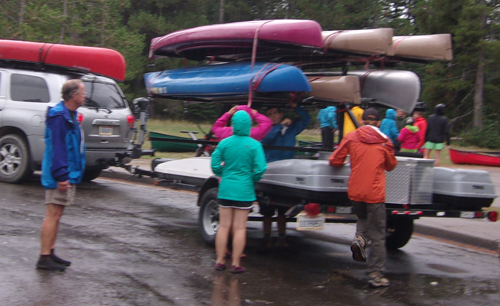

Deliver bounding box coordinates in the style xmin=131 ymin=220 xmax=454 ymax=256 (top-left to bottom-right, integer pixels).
xmin=51 ymin=254 xmax=71 ymax=267
xmin=36 ymin=258 xmax=66 ymax=271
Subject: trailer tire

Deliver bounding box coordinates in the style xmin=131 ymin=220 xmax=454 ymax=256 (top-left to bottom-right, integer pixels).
xmin=386 ymin=217 xmax=413 ymax=250
xmin=198 ymin=187 xmax=219 ymax=246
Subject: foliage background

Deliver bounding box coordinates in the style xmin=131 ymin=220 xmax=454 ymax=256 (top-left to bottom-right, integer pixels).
xmin=1 ymin=0 xmax=499 ymax=143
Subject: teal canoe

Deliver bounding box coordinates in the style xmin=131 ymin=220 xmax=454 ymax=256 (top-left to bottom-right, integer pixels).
xmin=149 ymin=131 xmax=199 ymax=152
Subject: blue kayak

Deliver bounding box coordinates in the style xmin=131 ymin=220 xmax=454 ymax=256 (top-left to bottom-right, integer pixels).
xmin=144 ymin=62 xmax=311 ymax=100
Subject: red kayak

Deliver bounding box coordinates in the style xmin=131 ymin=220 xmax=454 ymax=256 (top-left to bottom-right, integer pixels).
xmin=150 ymin=19 xmax=323 ymax=61
xmin=0 ymin=39 xmax=126 ymax=81
xmin=449 ymin=148 xmax=500 ymax=166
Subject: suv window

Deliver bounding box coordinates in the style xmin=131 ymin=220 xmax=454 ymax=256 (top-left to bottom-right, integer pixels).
xmin=11 ymin=74 xmax=50 ymax=102
xmin=83 ymin=81 xmax=127 ymax=109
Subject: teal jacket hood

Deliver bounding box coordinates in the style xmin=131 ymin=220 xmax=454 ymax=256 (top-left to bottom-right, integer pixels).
xmin=232 ymin=110 xmax=251 ymax=136
xmin=385 ymin=109 xmax=396 ymax=120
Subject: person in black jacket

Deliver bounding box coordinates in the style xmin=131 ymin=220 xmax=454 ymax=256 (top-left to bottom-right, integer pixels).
xmin=424 ymin=104 xmax=450 ymax=166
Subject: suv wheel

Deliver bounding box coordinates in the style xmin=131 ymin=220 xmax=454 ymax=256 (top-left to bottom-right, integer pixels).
xmin=0 ymin=134 xmax=33 ymax=183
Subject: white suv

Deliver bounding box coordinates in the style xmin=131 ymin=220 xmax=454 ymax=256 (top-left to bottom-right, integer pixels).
xmin=0 ymin=67 xmax=135 ymax=183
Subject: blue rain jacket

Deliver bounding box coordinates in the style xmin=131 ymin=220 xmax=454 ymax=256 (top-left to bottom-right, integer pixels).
xmin=41 ymin=101 xmax=86 ymax=189
xmin=380 ymin=109 xmax=399 ymax=144
xmin=261 ymin=106 xmax=311 ymax=162
xmin=317 ymin=106 xmax=338 ymax=129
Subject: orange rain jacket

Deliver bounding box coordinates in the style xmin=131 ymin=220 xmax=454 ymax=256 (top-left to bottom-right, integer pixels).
xmin=329 ymin=125 xmax=398 ymax=204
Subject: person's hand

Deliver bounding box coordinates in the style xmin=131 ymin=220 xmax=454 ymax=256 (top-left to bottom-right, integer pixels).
xmin=228 ymin=106 xmax=238 ymax=115
xmin=252 ymin=109 xmax=258 ymax=115
xmin=57 ymin=180 xmax=71 ymax=193
xmin=281 ymin=118 xmax=292 ymax=126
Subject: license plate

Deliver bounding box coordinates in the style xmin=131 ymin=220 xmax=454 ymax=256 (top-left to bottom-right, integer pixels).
xmin=460 ymin=211 xmax=474 ymax=219
xmin=297 ymin=213 xmax=325 ymax=231
xmin=99 ymin=126 xmax=113 ymax=136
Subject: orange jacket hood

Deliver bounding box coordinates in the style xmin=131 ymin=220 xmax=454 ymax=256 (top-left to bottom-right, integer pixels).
xmin=355 ymin=125 xmax=389 ymax=144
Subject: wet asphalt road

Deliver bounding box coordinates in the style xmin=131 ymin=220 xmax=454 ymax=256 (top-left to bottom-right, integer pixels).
xmin=0 ymin=176 xmax=499 ymax=306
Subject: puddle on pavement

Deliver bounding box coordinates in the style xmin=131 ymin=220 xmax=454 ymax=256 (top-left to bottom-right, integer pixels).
xmin=202 ymin=269 xmax=500 ymax=306
xmin=427 ymin=263 xmax=469 ymax=273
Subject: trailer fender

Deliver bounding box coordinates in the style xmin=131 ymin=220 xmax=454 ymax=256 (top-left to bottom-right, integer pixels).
xmin=197 ymin=176 xmax=219 ymax=206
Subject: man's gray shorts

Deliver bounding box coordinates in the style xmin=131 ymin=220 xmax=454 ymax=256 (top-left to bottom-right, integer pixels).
xmin=45 ymin=186 xmax=76 ymax=206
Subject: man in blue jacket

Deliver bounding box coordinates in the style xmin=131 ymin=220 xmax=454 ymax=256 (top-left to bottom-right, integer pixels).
xmin=37 ymin=79 xmax=86 ymax=271
xmin=260 ymin=101 xmax=311 ymax=247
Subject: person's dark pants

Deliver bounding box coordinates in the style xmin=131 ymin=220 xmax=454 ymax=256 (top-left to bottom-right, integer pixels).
xmin=352 ymin=201 xmax=387 ymax=274
xmin=321 ymin=127 xmax=334 ymax=151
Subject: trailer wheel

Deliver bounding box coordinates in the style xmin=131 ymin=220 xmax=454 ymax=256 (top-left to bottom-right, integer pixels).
xmin=198 ymin=188 xmax=219 ymax=246
xmin=0 ymin=134 xmax=32 ymax=184
xmin=386 ymin=216 xmax=414 ymax=250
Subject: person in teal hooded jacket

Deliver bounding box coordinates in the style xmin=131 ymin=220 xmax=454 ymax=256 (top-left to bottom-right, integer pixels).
xmin=317 ymin=106 xmax=338 ymax=150
xmin=380 ymin=109 xmax=399 ymax=144
xmin=211 ymin=110 xmax=267 ymax=273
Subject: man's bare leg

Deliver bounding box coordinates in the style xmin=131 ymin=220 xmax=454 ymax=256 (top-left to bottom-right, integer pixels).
xmin=40 ymin=203 xmax=64 ymax=255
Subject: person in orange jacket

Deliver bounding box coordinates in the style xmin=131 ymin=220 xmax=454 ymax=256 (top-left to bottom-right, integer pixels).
xmin=329 ymin=108 xmax=398 ymax=288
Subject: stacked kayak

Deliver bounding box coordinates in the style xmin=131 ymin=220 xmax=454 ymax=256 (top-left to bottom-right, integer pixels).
xmin=145 ymin=20 xmax=453 ymax=108
xmin=145 ymin=62 xmax=312 ymax=101
xmin=149 ymin=19 xmax=323 ymax=61
xmin=0 ymin=39 xmax=126 ymax=81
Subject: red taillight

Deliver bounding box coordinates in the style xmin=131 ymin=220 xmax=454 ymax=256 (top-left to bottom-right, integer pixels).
xmin=304 ymin=203 xmax=320 ymax=216
xmin=487 ymin=211 xmax=498 ymax=222
xmin=77 ymin=113 xmax=84 ymax=125
xmin=327 ymin=206 xmax=335 ymax=213
xmin=126 ymin=114 xmax=135 ymax=128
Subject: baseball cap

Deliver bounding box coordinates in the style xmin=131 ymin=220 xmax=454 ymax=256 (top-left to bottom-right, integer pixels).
xmin=405 ymin=117 xmax=414 ymax=125
xmin=362 ymin=108 xmax=380 ymax=121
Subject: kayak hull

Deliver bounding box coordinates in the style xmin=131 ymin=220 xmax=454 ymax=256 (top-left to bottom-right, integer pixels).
xmin=449 ymin=148 xmax=500 ymax=167
xmin=150 ymin=20 xmax=323 ymax=61
xmin=306 ymin=70 xmax=420 ymax=113
xmin=144 ymin=62 xmax=311 ymax=100
xmin=0 ymin=39 xmax=126 ymax=81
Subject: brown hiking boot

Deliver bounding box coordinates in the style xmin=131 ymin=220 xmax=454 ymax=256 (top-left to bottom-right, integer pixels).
xmin=350 ymin=235 xmax=366 ymax=262
xmin=368 ymin=272 xmax=390 ymax=287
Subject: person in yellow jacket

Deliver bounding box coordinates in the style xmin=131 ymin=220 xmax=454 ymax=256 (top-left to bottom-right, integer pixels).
xmin=343 ymin=106 xmax=364 ymax=136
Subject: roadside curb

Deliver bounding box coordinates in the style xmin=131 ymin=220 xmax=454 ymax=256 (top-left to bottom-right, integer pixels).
xmin=414 ymin=224 xmax=499 ymax=253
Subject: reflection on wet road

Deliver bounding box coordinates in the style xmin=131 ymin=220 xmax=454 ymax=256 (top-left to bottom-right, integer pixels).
xmin=0 ymin=177 xmax=498 ymax=305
